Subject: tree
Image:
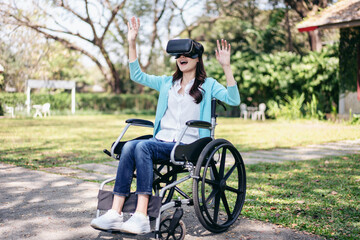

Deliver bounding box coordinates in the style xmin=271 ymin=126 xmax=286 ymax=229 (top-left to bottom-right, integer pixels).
xmin=0 ymin=27 xmax=86 ymax=92
xmin=284 ymin=0 xmax=330 ymax=51
xmin=0 ymin=0 xmax=201 ymax=93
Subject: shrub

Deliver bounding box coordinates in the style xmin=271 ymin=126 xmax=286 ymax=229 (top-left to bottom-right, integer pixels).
xmin=0 ymin=92 xmax=158 ymax=115
xmin=206 ymin=45 xmax=339 ymax=114
xmin=267 ymin=93 xmax=324 ymax=120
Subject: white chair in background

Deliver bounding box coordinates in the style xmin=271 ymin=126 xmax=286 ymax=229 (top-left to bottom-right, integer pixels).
xmin=5 ymin=105 xmax=15 ymax=118
xmin=33 ymin=105 xmax=43 ymax=117
xmin=240 ymin=103 xmax=248 ymax=119
xmin=255 ymin=103 xmax=266 ymax=121
xmin=42 ymin=103 xmax=51 ymax=117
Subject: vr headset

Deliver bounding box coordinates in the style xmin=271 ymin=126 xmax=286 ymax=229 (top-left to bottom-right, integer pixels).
xmin=166 ymin=39 xmax=204 ymax=59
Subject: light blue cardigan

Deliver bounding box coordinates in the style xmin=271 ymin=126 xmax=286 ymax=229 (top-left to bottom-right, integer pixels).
xmin=129 ymin=59 xmax=241 ymax=138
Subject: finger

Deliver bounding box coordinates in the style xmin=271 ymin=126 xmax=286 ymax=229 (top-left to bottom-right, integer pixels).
xmin=127 ymin=21 xmax=131 ymax=31
xmin=221 ymin=39 xmax=225 ymax=50
xmin=215 ymin=49 xmax=219 ymax=60
xmin=137 ymin=18 xmax=140 ymax=28
xmin=131 ymin=16 xmax=136 ymax=28
xmin=228 ymin=43 xmax=231 ymax=53
xmin=217 ymin=39 xmax=221 ymax=52
xmin=133 ymin=17 xmax=139 ymax=30
xmin=224 ymin=40 xmax=228 ymax=50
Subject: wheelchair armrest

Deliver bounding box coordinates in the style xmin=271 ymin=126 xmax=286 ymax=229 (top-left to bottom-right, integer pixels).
xmin=125 ymin=118 xmax=154 ymax=128
xmin=186 ymin=120 xmax=211 ymax=129
xmin=110 ymin=119 xmax=153 ymax=159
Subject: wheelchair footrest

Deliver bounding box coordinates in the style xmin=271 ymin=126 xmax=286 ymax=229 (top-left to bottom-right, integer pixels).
xmin=168 ymin=208 xmax=183 ymax=235
xmin=97 ymin=190 xmax=162 ymax=218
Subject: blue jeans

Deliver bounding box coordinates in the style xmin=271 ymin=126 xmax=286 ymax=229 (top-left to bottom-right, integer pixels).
xmin=113 ymin=138 xmax=176 ymax=196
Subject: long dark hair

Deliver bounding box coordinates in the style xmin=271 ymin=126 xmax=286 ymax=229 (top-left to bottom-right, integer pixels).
xmin=172 ymin=56 xmax=207 ymax=104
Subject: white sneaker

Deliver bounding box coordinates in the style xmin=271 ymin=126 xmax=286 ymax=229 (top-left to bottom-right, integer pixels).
xmin=90 ymin=209 xmax=123 ymax=231
xmin=120 ymin=212 xmax=151 ymax=234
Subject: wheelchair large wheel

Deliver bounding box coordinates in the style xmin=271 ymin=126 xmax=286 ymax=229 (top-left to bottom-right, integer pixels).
xmin=193 ymin=139 xmax=246 ymax=233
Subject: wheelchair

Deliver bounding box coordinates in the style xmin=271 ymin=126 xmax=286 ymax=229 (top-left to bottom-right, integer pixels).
xmin=94 ymin=98 xmax=246 ymax=239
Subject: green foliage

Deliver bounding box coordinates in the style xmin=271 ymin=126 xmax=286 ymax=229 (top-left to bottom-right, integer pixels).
xmin=304 ymin=94 xmax=324 ymax=119
xmin=339 ymin=27 xmax=360 ymax=93
xmin=267 ymin=93 xmax=324 ymax=120
xmin=76 ymin=93 xmax=157 ymax=112
xmin=0 ymin=93 xmax=158 ymax=114
xmin=267 ymin=94 xmax=304 ymax=120
xmin=350 ymin=114 xmax=360 ymax=125
xmin=206 ymin=44 xmax=339 ymax=115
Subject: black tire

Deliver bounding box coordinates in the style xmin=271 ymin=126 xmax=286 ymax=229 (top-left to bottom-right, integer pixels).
xmin=159 ymin=215 xmax=186 ymax=240
xmin=193 ymin=139 xmax=246 ymax=233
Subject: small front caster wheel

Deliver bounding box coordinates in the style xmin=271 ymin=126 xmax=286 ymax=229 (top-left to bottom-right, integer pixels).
xmin=159 ymin=215 xmax=186 ymax=240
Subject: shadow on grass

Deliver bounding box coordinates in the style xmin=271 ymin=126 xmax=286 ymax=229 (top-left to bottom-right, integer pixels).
xmin=0 ymin=144 xmax=104 ymax=169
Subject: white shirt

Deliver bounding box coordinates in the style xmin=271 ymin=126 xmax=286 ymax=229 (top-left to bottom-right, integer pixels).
xmin=155 ymin=79 xmax=200 ymax=144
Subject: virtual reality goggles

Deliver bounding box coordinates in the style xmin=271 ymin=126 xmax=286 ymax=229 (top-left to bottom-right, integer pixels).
xmin=166 ymin=39 xmax=204 ymax=59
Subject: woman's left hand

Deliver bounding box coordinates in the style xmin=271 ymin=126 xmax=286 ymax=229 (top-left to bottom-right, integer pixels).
xmin=215 ymin=39 xmax=231 ymax=67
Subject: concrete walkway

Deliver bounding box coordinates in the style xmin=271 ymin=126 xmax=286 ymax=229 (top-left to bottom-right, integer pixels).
xmin=1 ymin=139 xmax=359 ymax=240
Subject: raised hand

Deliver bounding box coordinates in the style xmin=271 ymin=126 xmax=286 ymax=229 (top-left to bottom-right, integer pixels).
xmin=215 ymin=39 xmax=231 ymax=67
xmin=127 ymin=16 xmax=140 ymax=44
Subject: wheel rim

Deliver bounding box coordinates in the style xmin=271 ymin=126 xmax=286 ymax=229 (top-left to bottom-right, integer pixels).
xmin=198 ymin=143 xmax=246 ymax=229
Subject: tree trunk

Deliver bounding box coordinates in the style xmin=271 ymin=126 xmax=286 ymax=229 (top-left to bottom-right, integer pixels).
xmin=308 ymin=29 xmax=322 ymax=51
xmin=285 ymin=4 xmax=293 ymax=52
xmin=357 ymin=44 xmax=360 ymax=101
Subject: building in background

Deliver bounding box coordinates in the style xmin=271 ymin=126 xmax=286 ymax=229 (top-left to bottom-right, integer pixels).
xmin=297 ymin=0 xmax=360 ymax=116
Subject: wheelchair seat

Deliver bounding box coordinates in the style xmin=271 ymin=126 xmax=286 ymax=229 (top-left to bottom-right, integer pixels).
xmin=112 ymin=136 xmax=212 ymax=164
xmin=173 ymin=137 xmax=212 ymax=163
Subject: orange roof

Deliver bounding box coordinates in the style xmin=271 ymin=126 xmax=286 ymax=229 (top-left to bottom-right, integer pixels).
xmin=297 ymin=0 xmax=360 ymax=32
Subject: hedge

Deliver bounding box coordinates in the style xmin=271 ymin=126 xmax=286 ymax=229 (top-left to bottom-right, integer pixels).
xmin=0 ymin=92 xmax=158 ymax=114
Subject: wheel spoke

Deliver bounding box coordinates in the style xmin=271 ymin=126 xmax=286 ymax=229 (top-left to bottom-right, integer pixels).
xmin=205 ymin=188 xmax=219 ymax=205
xmin=204 ymin=178 xmax=218 ymax=186
xmin=224 ymin=162 xmax=238 ymax=181
xmin=219 ymin=147 xmax=227 ymax=178
xmin=221 ymin=191 xmax=232 ymax=217
xmin=225 ymin=185 xmax=244 ymax=194
xmin=213 ymin=191 xmax=221 ymax=223
xmin=210 ymin=161 xmax=220 ymax=181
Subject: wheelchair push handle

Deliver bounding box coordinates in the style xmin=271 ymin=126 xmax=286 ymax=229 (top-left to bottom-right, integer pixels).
xmin=211 ymin=98 xmax=227 ymax=118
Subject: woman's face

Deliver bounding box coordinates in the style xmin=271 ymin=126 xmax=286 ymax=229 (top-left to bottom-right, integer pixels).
xmin=176 ymin=55 xmax=199 ymax=73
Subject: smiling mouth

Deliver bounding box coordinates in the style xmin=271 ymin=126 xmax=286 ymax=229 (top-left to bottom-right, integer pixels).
xmin=180 ymin=60 xmax=188 ymax=65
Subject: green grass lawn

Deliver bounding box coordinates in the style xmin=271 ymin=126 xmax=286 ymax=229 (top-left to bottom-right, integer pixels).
xmin=1 ymin=114 xmax=360 ymax=168
xmin=156 ymin=155 xmax=360 ymax=240
xmin=244 ymin=155 xmax=360 ymax=240
xmin=1 ymin=114 xmax=359 ymax=239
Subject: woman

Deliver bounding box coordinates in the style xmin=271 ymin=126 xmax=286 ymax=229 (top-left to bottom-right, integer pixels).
xmin=91 ymin=16 xmax=240 ymax=235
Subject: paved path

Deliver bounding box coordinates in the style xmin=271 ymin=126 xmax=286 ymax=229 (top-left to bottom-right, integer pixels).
xmin=0 ymin=163 xmax=323 ymax=240
xmin=1 ymin=139 xmax=359 ymax=240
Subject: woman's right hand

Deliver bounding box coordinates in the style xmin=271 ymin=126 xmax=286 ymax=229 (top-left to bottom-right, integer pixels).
xmin=127 ymin=16 xmax=140 ymax=45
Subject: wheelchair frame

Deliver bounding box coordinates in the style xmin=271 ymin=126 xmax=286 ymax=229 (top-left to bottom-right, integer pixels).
xmin=95 ymin=98 xmax=246 ymax=239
